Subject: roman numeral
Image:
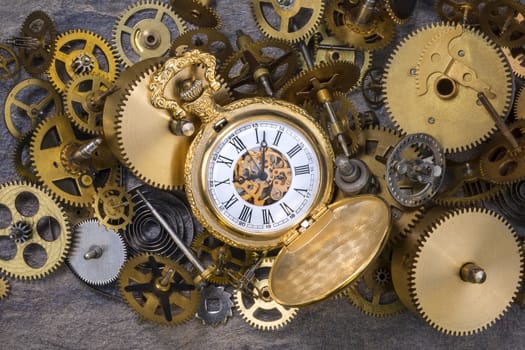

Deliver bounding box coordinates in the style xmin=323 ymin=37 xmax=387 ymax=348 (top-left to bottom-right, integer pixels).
xmin=262 ymin=208 xmax=274 ymax=224
xmin=222 ymin=194 xmax=238 ymax=209
xmin=255 ymin=128 xmax=260 ymax=144
xmin=229 ymin=136 xmax=246 ymax=153
xmin=286 ymin=144 xmax=301 ymax=158
xmin=279 ymin=202 xmax=294 ymax=216
xmin=217 ymin=155 xmax=233 ymax=167
xmin=272 ymin=130 xmax=282 ymax=146
xmin=214 ymin=178 xmax=231 ymax=187
xmin=294 ymin=165 xmax=310 ymax=175
xmin=294 ymin=188 xmax=309 ymax=197
xmin=238 ymin=205 xmax=253 ymax=223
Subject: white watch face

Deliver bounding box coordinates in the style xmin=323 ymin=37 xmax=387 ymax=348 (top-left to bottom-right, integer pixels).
xmin=207 ymin=119 xmax=321 ymax=234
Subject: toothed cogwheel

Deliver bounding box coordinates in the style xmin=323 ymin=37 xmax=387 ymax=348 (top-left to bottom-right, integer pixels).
xmin=434 ymin=0 xmax=483 ymax=25
xmin=48 ymin=29 xmax=118 ymax=93
xmin=0 ymin=181 xmax=71 ymax=280
xmin=170 ymin=28 xmax=233 ymax=66
xmin=384 ymin=23 xmax=512 ymax=154
xmin=514 ymin=84 xmax=525 ymax=120
xmin=324 ymin=0 xmax=395 ymax=51
xmin=30 ymin=114 xmax=120 ymax=207
xmin=0 ymin=276 xmax=10 ymax=300
xmin=170 ymin=0 xmax=222 ymax=28
xmin=63 ymin=204 xmax=95 ymax=226
xmin=119 ymin=254 xmax=200 ymax=325
xmin=12 ymin=132 xmax=38 ymax=183
xmin=251 ymin=0 xmax=324 ymax=43
xmin=93 ymin=185 xmax=134 ymax=231
xmin=503 ymin=46 xmax=525 ymax=81
xmin=480 ymin=0 xmax=525 ymax=48
xmin=113 ymin=0 xmax=186 ymax=68
xmin=4 ymin=78 xmax=62 ymax=139
xmin=489 ymin=180 xmax=525 ymax=226
xmin=68 ymin=219 xmax=127 ymax=286
xmin=384 ymin=0 xmax=417 ymax=24
xmin=233 ymin=257 xmax=298 ymax=330
xmin=0 ymin=44 xmax=20 ymax=80
xmin=196 ymin=285 xmax=234 ymax=326
xmin=393 ymin=207 xmax=523 ymax=336
xmin=19 ymin=10 xmax=57 ymax=76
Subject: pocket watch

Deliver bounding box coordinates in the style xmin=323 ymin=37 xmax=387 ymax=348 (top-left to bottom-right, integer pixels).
xmin=149 ymin=50 xmax=391 ymax=306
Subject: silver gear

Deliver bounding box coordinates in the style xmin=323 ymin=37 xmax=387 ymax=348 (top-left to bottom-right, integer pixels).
xmin=196 ymin=284 xmax=234 ymax=326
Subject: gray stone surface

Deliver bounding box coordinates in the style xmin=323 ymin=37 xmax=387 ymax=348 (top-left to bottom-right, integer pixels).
xmin=0 ymin=0 xmax=524 ymax=349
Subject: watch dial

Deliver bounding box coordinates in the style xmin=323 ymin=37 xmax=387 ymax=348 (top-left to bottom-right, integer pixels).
xmin=207 ymin=119 xmax=321 ymax=234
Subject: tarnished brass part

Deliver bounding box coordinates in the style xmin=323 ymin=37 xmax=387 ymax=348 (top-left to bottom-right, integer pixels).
xmin=384 ymin=0 xmax=417 ymax=24
xmin=118 ymin=254 xmax=200 ymax=325
xmin=361 ymin=66 xmax=384 ymax=108
xmin=113 ymin=0 xmax=186 ymax=68
xmin=480 ymin=0 xmax=525 ymax=48
xmin=63 ymin=204 xmax=95 ymax=226
xmin=12 ymin=132 xmax=38 ymax=183
xmin=233 ymin=257 xmax=298 ymax=330
xmin=93 ymin=185 xmax=134 ymax=231
xmin=30 ymin=115 xmax=119 ymax=207
xmin=324 ymin=0 xmax=395 ymax=51
xmin=384 ymin=23 xmax=512 ymax=153
xmin=19 ymin=11 xmax=57 ymax=76
xmin=514 ymin=85 xmax=525 ymax=120
xmin=0 ymin=276 xmax=10 ymax=300
xmin=170 ymin=0 xmax=222 ymax=28
xmin=4 ymin=78 xmax=62 ymax=139
xmin=503 ymin=46 xmax=525 ymax=81
xmin=170 ymin=28 xmax=233 ymax=66
xmin=0 ymin=181 xmax=71 ymax=280
xmin=251 ymin=0 xmax=325 ymax=43
xmin=0 ymin=44 xmax=20 ymax=80
xmin=435 ymin=0 xmax=482 ymax=25
xmin=48 ymin=29 xmax=118 ymax=93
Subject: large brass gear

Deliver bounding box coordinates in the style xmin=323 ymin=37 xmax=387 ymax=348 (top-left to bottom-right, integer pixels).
xmin=0 ymin=44 xmax=20 ymax=80
xmin=233 ymin=257 xmax=298 ymax=330
xmin=170 ymin=0 xmax=222 ymax=28
xmin=4 ymin=78 xmax=62 ymax=139
xmin=251 ymin=0 xmax=324 ymax=43
xmin=434 ymin=0 xmax=483 ymax=25
xmin=170 ymin=28 xmax=233 ymax=67
xmin=92 ymin=185 xmax=134 ymax=231
xmin=401 ymin=208 xmax=522 ymax=335
xmin=64 ymin=73 xmax=113 ymax=135
xmin=19 ymin=10 xmax=57 ymax=76
xmin=48 ymin=29 xmax=118 ymax=93
xmin=480 ymin=0 xmax=525 ymax=48
xmin=0 ymin=181 xmax=71 ymax=280
xmin=29 ymin=114 xmax=119 ymax=207
xmin=113 ymin=0 xmax=186 ymax=68
xmin=118 ymin=254 xmax=199 ymax=325
xmin=324 ymin=0 xmax=396 ymax=51
xmin=384 ymin=23 xmax=512 ymax=154
xmin=0 ymin=275 xmax=10 ymax=300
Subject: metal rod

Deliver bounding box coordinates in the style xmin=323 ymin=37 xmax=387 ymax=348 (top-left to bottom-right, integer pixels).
xmin=477 ymin=92 xmax=519 ymax=149
xmin=460 ymin=263 xmax=487 ymax=284
xmin=71 ymin=138 xmax=103 ymax=164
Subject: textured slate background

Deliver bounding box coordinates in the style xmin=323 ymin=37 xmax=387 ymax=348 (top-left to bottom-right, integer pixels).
xmin=1 ymin=0 xmax=525 ymax=349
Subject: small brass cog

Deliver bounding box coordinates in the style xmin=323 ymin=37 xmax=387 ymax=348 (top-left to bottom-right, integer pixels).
xmin=30 ymin=114 xmax=119 ymax=207
xmin=170 ymin=28 xmax=233 ymax=66
xmin=434 ymin=0 xmax=483 ymax=25
xmin=384 ymin=0 xmax=417 ymax=25
xmin=118 ymin=254 xmax=200 ymax=325
xmin=0 ymin=44 xmax=20 ymax=80
xmin=170 ymin=0 xmax=222 ymax=28
xmin=63 ymin=204 xmax=95 ymax=226
xmin=251 ymin=0 xmax=325 ymax=43
xmin=93 ymin=185 xmax=134 ymax=231
xmin=19 ymin=10 xmax=57 ymax=76
xmin=480 ymin=0 xmax=525 ymax=48
xmin=48 ymin=29 xmax=118 ymax=93
xmin=0 ymin=181 xmax=71 ymax=280
xmin=360 ymin=66 xmax=384 ymax=108
xmin=113 ymin=0 xmax=186 ymax=68
xmin=0 ymin=275 xmax=10 ymax=300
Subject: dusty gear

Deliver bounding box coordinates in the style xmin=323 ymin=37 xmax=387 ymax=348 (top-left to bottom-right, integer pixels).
xmin=503 ymin=46 xmax=525 ymax=81
xmin=19 ymin=10 xmax=57 ymax=76
xmin=29 ymin=114 xmax=120 ymax=207
xmin=480 ymin=0 xmax=525 ymax=48
xmin=361 ymin=66 xmax=384 ymax=109
xmin=435 ymin=0 xmax=483 ymax=25
xmin=170 ymin=0 xmax=222 ymax=28
xmin=196 ymin=285 xmax=234 ymax=326
xmin=4 ymin=78 xmax=62 ymax=139
xmin=251 ymin=0 xmax=324 ymax=43
xmin=68 ymin=219 xmax=127 ymax=286
xmin=384 ymin=23 xmax=512 ymax=154
xmin=93 ymin=185 xmax=134 ymax=231
xmin=0 ymin=275 xmax=10 ymax=300
xmin=324 ymin=0 xmax=396 ymax=51
xmin=113 ymin=0 xmax=186 ymax=68
xmin=48 ymin=29 xmax=118 ymax=93
xmin=12 ymin=132 xmax=38 ymax=183
xmin=233 ymin=257 xmax=298 ymax=330
xmin=118 ymin=254 xmax=200 ymax=325
xmin=170 ymin=28 xmax=233 ymax=67
xmin=64 ymin=73 xmax=113 ymax=135
xmin=0 ymin=44 xmax=20 ymax=80
xmin=384 ymin=0 xmax=417 ymax=24
xmin=0 ymin=181 xmax=71 ymax=280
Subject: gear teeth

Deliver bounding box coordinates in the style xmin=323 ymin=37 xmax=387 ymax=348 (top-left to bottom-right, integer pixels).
xmin=383 ymin=0 xmax=412 ymax=25
xmin=0 ymin=275 xmax=10 ymax=300
xmin=11 ymin=132 xmax=38 ymax=183
xmin=514 ymin=84 xmax=525 ymax=120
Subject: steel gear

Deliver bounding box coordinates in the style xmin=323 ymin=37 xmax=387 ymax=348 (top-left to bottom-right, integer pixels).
xmin=29 ymin=114 xmax=120 ymax=207
xmin=251 ymin=0 xmax=324 ymax=43
xmin=233 ymin=257 xmax=298 ymax=330
xmin=68 ymin=219 xmax=127 ymax=286
xmin=4 ymin=78 xmax=63 ymax=139
xmin=480 ymin=0 xmax=525 ymax=48
xmin=170 ymin=28 xmax=233 ymax=67
xmin=324 ymin=0 xmax=396 ymax=51
xmin=48 ymin=29 xmax=118 ymax=93
xmin=118 ymin=254 xmax=200 ymax=325
xmin=489 ymin=180 xmax=525 ymax=226
xmin=170 ymin=0 xmax=222 ymax=28
xmin=435 ymin=0 xmax=483 ymax=25
xmin=19 ymin=10 xmax=57 ymax=76
xmin=196 ymin=284 xmax=234 ymax=326
xmin=384 ymin=23 xmax=512 ymax=154
xmin=0 ymin=44 xmax=20 ymax=80
xmin=0 ymin=275 xmax=10 ymax=300
xmin=360 ymin=66 xmax=384 ymax=109
xmin=384 ymin=0 xmax=417 ymax=24
xmin=12 ymin=132 xmax=38 ymax=183
xmin=0 ymin=181 xmax=71 ymax=280
xmin=502 ymin=46 xmax=525 ymax=81
xmin=403 ymin=208 xmax=522 ymax=335
xmin=93 ymin=185 xmax=134 ymax=231
xmin=113 ymin=0 xmax=186 ymax=68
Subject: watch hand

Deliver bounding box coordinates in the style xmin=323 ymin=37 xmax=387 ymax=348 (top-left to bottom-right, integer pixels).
xmin=259 ymin=131 xmax=268 ymax=180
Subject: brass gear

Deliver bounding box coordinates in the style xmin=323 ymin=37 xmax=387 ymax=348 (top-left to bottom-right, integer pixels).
xmin=503 ymin=46 xmax=525 ymax=81
xmin=118 ymin=254 xmax=200 ymax=325
xmin=360 ymin=66 xmax=384 ymax=108
xmin=92 ymin=185 xmax=134 ymax=231
xmin=405 ymin=208 xmax=522 ymax=335
xmin=30 ymin=114 xmax=119 ymax=207
xmin=434 ymin=0 xmax=483 ymax=25
xmin=0 ymin=181 xmax=71 ymax=280
xmin=480 ymin=0 xmax=525 ymax=48
xmin=113 ymin=0 xmax=186 ymax=68
xmin=19 ymin=10 xmax=57 ymax=76
xmin=170 ymin=0 xmax=222 ymax=28
xmin=0 ymin=44 xmax=20 ymax=80
xmin=12 ymin=132 xmax=38 ymax=183
xmin=251 ymin=0 xmax=324 ymax=43
xmin=384 ymin=23 xmax=512 ymax=154
xmin=233 ymin=257 xmax=298 ymax=330
xmin=514 ymin=84 xmax=525 ymax=119
xmin=169 ymin=28 xmax=233 ymax=66
xmin=324 ymin=0 xmax=396 ymax=51
xmin=4 ymin=78 xmax=62 ymax=139
xmin=64 ymin=73 xmax=112 ymax=135
xmin=63 ymin=204 xmax=95 ymax=226
xmin=384 ymin=0 xmax=417 ymax=25
xmin=0 ymin=275 xmax=10 ymax=300
xmin=48 ymin=29 xmax=118 ymax=93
